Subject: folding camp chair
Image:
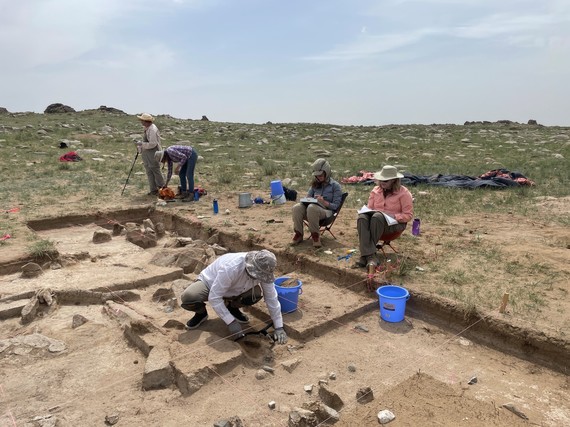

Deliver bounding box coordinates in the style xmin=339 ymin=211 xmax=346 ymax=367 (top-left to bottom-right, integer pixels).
xmin=376 ymin=229 xmax=404 ymax=257
xmin=305 ymin=192 xmax=349 ymax=239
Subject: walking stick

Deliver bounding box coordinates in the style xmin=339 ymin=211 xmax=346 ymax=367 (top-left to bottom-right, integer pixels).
xmin=121 ymin=151 xmax=139 ymax=196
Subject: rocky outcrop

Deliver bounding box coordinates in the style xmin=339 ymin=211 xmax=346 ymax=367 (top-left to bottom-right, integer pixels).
xmin=44 ymin=103 xmax=76 ymax=113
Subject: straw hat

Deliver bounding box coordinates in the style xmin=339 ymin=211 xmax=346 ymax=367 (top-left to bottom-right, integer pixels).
xmin=245 ymin=250 xmax=276 ymax=283
xmin=374 ymin=165 xmax=404 ymax=181
xmin=137 ymin=113 xmax=154 ymax=122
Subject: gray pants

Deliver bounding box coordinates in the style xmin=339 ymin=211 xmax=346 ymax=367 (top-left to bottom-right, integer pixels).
xmin=141 ymin=148 xmax=165 ymax=192
xmin=292 ymin=203 xmax=332 ymax=234
xmin=357 ymin=212 xmax=407 ymax=257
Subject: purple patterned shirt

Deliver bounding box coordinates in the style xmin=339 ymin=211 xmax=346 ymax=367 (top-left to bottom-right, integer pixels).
xmin=164 ymin=145 xmax=193 ymax=183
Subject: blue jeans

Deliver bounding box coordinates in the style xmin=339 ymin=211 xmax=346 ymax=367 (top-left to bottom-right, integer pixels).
xmin=179 ymin=149 xmax=198 ymax=193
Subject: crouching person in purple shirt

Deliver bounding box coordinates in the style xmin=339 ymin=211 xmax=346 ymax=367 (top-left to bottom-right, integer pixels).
xmin=154 ymin=145 xmax=198 ymax=201
xmin=180 ymin=250 xmax=288 ymax=344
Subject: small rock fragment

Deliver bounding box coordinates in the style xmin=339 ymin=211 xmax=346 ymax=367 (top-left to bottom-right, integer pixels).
xmin=328 ymin=372 xmax=337 ymax=380
xmin=347 ymin=364 xmax=357 ymax=372
xmin=304 ymin=384 xmax=313 ymax=393
xmin=255 ymin=369 xmax=268 ymax=380
xmin=468 ymin=376 xmax=477 ymax=385
xmin=105 ymin=413 xmax=120 ymax=425
xmin=71 ymin=314 xmax=88 ymax=329
xmin=377 ymin=409 xmax=395 ymax=424
xmin=356 ymin=386 xmax=374 ymax=404
xmin=354 ymin=324 xmax=369 ymax=333
xmin=281 ymin=357 xmax=301 ymax=373
xmin=268 ymin=401 xmax=276 ymax=410
xmin=502 ymin=403 xmax=529 ymax=420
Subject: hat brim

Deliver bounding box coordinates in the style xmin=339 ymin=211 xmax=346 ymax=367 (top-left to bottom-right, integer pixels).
xmin=245 ymin=252 xmax=275 ymax=283
xmin=374 ymin=172 xmax=404 ymax=181
xmin=137 ymin=115 xmax=154 ymax=122
xmin=312 ymin=171 xmax=325 ymax=176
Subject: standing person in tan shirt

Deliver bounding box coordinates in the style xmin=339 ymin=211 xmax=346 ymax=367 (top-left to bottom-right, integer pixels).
xmin=135 ymin=113 xmax=165 ymax=195
xmin=354 ymin=165 xmax=413 ymax=267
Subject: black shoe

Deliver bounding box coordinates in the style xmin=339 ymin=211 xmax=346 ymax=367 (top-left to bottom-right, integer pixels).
xmin=147 ymin=190 xmax=159 ymax=196
xmin=186 ymin=311 xmax=208 ymax=329
xmin=352 ymin=256 xmax=368 ymax=268
xmin=227 ymin=306 xmax=249 ymax=324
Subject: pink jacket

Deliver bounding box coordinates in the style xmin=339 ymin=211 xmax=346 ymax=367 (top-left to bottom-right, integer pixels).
xmin=367 ymin=185 xmax=414 ymax=223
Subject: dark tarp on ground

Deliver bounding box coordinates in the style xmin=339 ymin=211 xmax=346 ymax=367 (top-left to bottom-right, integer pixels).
xmin=341 ymin=169 xmax=534 ymax=189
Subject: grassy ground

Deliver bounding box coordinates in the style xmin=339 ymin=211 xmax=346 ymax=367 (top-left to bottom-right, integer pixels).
xmin=1 ymin=110 xmax=569 ymax=334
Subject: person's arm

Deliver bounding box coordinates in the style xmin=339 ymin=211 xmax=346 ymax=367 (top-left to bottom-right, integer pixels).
xmin=367 ymin=187 xmax=379 ymax=209
xmin=165 ymin=160 xmax=173 ymax=186
xmin=325 ymin=182 xmax=343 ymax=211
xmin=260 ymin=282 xmax=284 ymax=329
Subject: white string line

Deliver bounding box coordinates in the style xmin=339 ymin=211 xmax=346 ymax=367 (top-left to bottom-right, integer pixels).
xmin=315 ymin=306 xmax=499 ymax=426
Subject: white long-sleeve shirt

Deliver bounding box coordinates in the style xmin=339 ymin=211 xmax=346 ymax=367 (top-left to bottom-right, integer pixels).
xmin=198 ymin=252 xmax=284 ymax=328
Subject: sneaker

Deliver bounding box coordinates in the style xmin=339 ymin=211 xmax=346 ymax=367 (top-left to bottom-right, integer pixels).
xmin=227 ymin=306 xmax=249 ymax=324
xmin=185 ymin=311 xmax=208 ymax=329
xmin=291 ymin=231 xmax=303 ymax=245
xmin=311 ymin=232 xmax=322 ymax=248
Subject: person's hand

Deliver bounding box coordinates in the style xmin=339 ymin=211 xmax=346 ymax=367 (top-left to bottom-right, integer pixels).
xmin=273 ymin=327 xmax=288 ymax=344
xmin=134 ymin=140 xmax=142 ymax=146
xmin=227 ymin=320 xmax=244 ymax=341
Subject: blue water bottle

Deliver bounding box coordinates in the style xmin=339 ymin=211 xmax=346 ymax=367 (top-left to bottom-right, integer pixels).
xmin=412 ymin=218 xmax=421 ymax=236
xmin=194 ymin=189 xmax=199 ymax=201
xmin=213 ymin=199 xmax=219 ymax=214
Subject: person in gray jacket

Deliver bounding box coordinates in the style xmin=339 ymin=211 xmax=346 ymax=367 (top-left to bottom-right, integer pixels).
xmin=135 ymin=113 xmax=165 ymax=195
xmin=291 ymin=158 xmax=343 ymax=248
xmin=180 ymin=249 xmax=288 ymax=344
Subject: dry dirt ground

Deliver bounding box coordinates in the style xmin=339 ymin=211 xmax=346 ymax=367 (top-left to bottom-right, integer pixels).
xmin=0 ymin=191 xmax=569 ymax=426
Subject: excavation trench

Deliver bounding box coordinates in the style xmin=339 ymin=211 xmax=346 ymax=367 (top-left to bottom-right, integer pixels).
xmin=1 ymin=208 xmax=568 ymax=400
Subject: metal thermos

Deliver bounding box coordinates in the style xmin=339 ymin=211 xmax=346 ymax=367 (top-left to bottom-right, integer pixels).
xmin=213 ymin=199 xmax=219 ymax=214
xmin=412 ymin=218 xmax=421 ymax=236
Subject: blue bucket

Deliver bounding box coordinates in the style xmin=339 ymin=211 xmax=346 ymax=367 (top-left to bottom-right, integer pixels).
xmin=274 ymin=277 xmax=303 ymax=313
xmin=270 ymin=180 xmax=284 ymax=198
xmin=376 ymin=285 xmax=410 ymax=322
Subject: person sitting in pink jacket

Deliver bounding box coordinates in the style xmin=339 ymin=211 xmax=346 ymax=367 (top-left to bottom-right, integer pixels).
xmin=354 ymin=165 xmax=413 ymax=268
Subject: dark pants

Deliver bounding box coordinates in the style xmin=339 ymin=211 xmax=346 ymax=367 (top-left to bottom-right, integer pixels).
xmin=180 ymin=280 xmax=263 ymax=313
xmin=179 ymin=149 xmax=198 ymax=193
xmin=357 ymin=212 xmax=407 ymax=257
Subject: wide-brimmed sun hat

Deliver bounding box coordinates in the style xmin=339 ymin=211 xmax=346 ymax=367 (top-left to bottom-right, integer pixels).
xmin=245 ymin=249 xmax=276 ymax=283
xmin=154 ymin=150 xmax=165 ymax=162
xmin=374 ymin=165 xmax=404 ymax=181
xmin=137 ymin=113 xmax=154 ymax=122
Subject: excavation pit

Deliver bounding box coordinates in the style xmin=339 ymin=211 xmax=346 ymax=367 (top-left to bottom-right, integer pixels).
xmin=0 ymin=209 xmax=568 ymax=426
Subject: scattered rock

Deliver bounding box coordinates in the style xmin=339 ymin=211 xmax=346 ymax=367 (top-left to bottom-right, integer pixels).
xmin=328 ymin=372 xmax=337 ymax=380
xmin=21 ymin=262 xmax=43 ymax=278
xmin=152 ymin=287 xmax=175 ymax=303
xmin=356 ymin=386 xmax=374 ymax=403
xmin=162 ymin=319 xmax=186 ymax=330
xmin=21 ymin=296 xmax=40 ymax=323
xmin=201 ymin=115 xmax=209 ymax=121
xmin=458 ymin=337 xmax=471 ymax=346
xmin=71 ymin=314 xmax=88 ymax=329
xmin=281 ymin=357 xmax=302 ymax=373
xmin=354 ymin=324 xmax=369 ymax=333
xmin=377 ymin=409 xmax=395 ymax=424
xmin=268 ymin=401 xmax=276 ymax=410
xmin=468 ymin=376 xmax=478 ymax=385
xmin=112 ymin=223 xmax=124 ymax=236
xmin=347 ymin=364 xmax=357 ymax=372
xmin=261 ymin=365 xmax=275 ymax=373
xmin=288 ymin=408 xmax=318 ymax=427
xmin=213 ymin=416 xmax=243 ymax=427
xmin=318 ymin=384 xmax=344 ymax=411
xmin=255 ymin=369 xmax=269 ymax=380
xmin=31 ymin=414 xmax=58 ymax=427
xmin=93 ymin=230 xmax=112 ymax=244
xmin=126 ymin=228 xmax=157 ymax=249
xmin=304 ymin=401 xmax=340 ymax=424
xmin=105 ymin=413 xmax=120 ymax=425
xmin=502 ymin=403 xmax=529 ymax=420
xmin=304 ymin=384 xmax=313 ymax=393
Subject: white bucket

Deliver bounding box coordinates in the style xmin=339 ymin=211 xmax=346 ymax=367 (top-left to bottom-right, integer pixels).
xmin=271 ymin=194 xmax=286 ymax=205
xmin=238 ymin=192 xmax=253 ymax=208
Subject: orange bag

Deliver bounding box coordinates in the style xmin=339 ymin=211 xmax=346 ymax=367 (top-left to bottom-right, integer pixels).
xmin=158 ymin=187 xmax=176 ymax=200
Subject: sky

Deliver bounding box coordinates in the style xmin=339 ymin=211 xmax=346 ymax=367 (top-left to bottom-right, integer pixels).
xmin=1 ymin=0 xmax=569 ymax=126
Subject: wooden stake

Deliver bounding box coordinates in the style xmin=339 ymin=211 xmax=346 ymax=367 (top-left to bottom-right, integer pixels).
xmin=499 ymin=292 xmax=509 ymax=313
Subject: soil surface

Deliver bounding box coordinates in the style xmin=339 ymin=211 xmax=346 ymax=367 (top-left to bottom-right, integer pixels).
xmin=1 ymin=192 xmax=569 ymax=426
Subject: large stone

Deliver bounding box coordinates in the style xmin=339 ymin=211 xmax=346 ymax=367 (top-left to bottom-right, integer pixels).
xmin=93 ymin=230 xmax=112 ymax=244
xmin=356 ymin=386 xmax=374 ymax=404
xmin=288 ymin=408 xmax=318 ymax=427
xmin=126 ymin=229 xmax=157 ymax=249
xmin=21 ymin=296 xmax=40 ymax=323
xmin=305 ymin=401 xmax=340 ymax=424
xmin=72 ymin=314 xmax=88 ymax=329
xmin=21 ymin=262 xmax=43 ymax=278
xmin=44 ymin=103 xmax=76 ymax=113
xmin=318 ymin=385 xmax=344 ymax=411
xmin=142 ymin=347 xmax=173 ymax=390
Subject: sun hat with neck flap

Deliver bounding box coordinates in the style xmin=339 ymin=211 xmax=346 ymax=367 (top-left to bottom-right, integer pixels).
xmin=245 ymin=250 xmax=277 ymax=283
xmin=137 ymin=113 xmax=154 ymax=122
xmin=374 ymin=165 xmax=404 ymax=181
